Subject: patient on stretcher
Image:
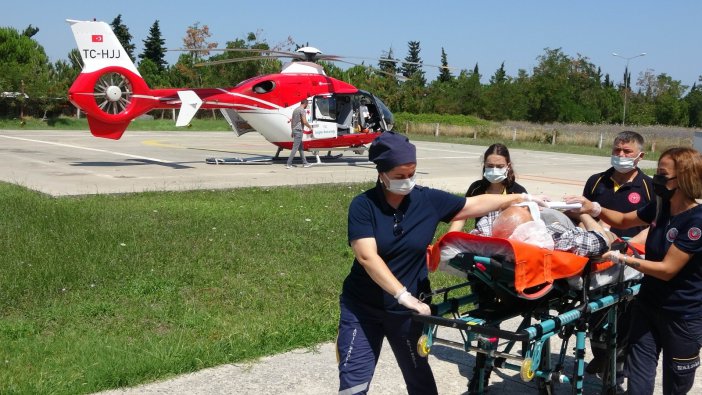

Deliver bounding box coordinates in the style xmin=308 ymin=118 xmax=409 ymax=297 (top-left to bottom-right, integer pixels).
xmin=490 ymin=204 xmax=610 ymax=256
xmin=430 ymin=203 xmax=642 ymax=297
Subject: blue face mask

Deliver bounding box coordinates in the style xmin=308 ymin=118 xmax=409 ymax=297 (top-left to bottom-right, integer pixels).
xmin=611 ymin=155 xmax=639 ymax=173
xmin=484 ymin=167 xmax=508 ymax=183
xmin=381 ymin=173 xmax=416 ymax=196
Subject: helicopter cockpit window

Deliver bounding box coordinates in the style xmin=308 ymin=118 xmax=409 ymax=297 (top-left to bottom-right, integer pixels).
xmin=313 ymin=96 xmax=336 ymax=121
xmin=252 ymin=80 xmax=275 ymax=94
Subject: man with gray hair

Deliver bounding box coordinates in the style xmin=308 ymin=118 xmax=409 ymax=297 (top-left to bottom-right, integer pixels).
xmin=583 ymin=131 xmax=652 ymax=238
xmin=582 ymin=131 xmax=652 ymax=388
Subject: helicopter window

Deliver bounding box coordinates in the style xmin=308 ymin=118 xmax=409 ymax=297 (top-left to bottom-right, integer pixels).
xmin=334 ymin=96 xmax=353 ymax=130
xmin=252 ymin=80 xmax=275 ymax=94
xmin=313 ymin=96 xmax=336 ymax=121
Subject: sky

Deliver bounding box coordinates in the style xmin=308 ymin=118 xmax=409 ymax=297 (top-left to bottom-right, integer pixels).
xmin=2 ymin=0 xmax=701 ymax=89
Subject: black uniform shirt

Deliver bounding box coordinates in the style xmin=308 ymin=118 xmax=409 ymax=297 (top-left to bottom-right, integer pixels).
xmin=583 ymin=167 xmax=653 ymax=238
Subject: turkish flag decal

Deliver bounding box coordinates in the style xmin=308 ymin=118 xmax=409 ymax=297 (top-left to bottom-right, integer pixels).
xmin=91 ymin=35 xmax=103 ymax=43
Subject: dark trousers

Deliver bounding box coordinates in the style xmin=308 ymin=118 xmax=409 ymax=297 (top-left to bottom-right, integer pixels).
xmin=336 ymin=297 xmax=437 ymax=395
xmin=626 ymin=299 xmax=702 ymax=395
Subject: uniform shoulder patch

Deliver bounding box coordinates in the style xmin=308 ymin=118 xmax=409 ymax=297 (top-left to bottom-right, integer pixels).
xmin=628 ymin=192 xmax=641 ymax=204
xmin=688 ymin=227 xmax=701 ymax=241
xmin=667 ymin=227 xmax=679 ymax=243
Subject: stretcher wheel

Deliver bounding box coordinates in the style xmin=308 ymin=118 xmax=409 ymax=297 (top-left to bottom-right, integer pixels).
xmin=520 ymin=358 xmax=535 ymax=382
xmin=417 ymin=334 xmax=431 ymax=357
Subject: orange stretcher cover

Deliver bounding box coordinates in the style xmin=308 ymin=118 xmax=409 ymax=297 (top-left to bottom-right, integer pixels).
xmin=426 ymin=232 xmax=640 ymax=299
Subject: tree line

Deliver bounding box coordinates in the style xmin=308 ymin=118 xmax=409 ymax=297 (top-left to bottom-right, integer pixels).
xmin=1 ymin=15 xmax=702 ymax=128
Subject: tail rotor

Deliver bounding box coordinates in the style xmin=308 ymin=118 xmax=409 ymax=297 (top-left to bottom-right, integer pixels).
xmin=94 ymin=71 xmax=133 ymax=115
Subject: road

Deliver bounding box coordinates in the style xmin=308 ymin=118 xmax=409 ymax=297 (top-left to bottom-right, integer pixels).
xmin=0 ymin=130 xmax=658 ymax=198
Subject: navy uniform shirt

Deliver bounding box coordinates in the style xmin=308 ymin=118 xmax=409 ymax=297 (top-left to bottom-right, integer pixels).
xmin=343 ymin=182 xmax=465 ymax=312
xmin=638 ymin=201 xmax=702 ymax=318
xmin=583 ymin=167 xmax=653 ymax=238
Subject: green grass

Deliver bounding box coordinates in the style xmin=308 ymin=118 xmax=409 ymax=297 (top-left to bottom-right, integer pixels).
xmin=394 ymin=112 xmax=491 ymax=127
xmin=0 ymin=182 xmax=466 ymax=394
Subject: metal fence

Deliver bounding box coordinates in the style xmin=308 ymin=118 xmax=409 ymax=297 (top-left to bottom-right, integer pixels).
xmin=402 ymin=120 xmax=696 ymax=152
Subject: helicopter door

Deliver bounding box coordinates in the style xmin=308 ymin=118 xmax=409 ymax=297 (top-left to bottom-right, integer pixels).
xmin=220 ymin=109 xmax=256 ymax=136
xmin=366 ymin=93 xmax=395 ymax=131
xmin=310 ymin=95 xmax=338 ymax=139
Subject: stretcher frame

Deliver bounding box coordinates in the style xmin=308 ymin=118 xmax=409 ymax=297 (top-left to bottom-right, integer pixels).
xmin=413 ymin=243 xmax=641 ymax=394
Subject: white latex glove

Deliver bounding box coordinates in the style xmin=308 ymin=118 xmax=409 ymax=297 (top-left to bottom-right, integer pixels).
xmin=604 ymin=250 xmax=625 ymax=265
xmin=522 ymin=193 xmax=551 ymax=208
xmin=397 ymin=290 xmax=431 ymax=315
xmin=563 ymin=195 xmax=599 ymax=216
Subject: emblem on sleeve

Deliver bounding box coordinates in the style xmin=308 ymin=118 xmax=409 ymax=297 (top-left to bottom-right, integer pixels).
xmin=688 ymin=227 xmax=701 ymax=241
xmin=628 ymin=192 xmax=641 ymax=204
xmin=666 ymin=228 xmax=679 ymax=242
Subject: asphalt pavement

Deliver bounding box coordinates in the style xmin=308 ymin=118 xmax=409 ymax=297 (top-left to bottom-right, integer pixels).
xmin=1 ymin=130 xmax=698 ymax=394
xmin=0 ymin=129 xmax=658 ymax=198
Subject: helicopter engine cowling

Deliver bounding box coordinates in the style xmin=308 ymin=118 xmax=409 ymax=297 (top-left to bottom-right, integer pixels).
xmin=68 ymin=66 xmax=154 ymax=139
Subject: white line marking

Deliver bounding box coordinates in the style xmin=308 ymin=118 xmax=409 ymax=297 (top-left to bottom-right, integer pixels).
xmin=418 ymin=146 xmax=480 ymax=155
xmin=417 ymin=156 xmax=474 ymax=160
xmin=0 ymin=135 xmax=172 ymax=163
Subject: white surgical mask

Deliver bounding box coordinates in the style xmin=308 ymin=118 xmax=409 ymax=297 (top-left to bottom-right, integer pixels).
xmin=484 ymin=167 xmax=508 ymax=183
xmin=611 ymin=155 xmax=638 ymax=173
xmin=381 ymin=173 xmax=416 ymax=195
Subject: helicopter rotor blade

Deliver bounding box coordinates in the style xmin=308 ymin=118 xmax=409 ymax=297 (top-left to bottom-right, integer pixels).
xmin=169 ymin=47 xmax=297 ymax=57
xmin=171 ymin=46 xmax=453 ymax=74
xmin=322 ymin=54 xmax=456 ymax=71
xmin=377 ymin=58 xmax=456 ymax=70
xmin=334 ymin=59 xmax=409 ymax=82
xmin=194 ymin=55 xmax=287 ymax=67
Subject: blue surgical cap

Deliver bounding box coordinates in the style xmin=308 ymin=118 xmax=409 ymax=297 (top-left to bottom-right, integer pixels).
xmin=368 ymin=131 xmax=417 ymax=172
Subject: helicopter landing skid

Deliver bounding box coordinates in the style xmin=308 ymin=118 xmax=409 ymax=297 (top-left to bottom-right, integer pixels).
xmin=312 ymin=152 xmax=344 ymax=163
xmin=205 ymin=157 xmax=273 ymax=165
xmin=310 ymin=147 xmax=367 ymax=164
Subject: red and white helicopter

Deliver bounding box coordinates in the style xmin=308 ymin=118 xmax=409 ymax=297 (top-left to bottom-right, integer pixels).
xmin=67 ymin=19 xmax=396 ymax=164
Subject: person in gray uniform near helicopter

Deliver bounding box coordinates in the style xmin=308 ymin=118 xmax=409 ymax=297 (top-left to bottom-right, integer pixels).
xmin=286 ymin=99 xmax=313 ymax=169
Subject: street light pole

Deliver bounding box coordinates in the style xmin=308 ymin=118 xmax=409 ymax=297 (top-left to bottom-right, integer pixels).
xmin=612 ymin=52 xmax=646 ymax=126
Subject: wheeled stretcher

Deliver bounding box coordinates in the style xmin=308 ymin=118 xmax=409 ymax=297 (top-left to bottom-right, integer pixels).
xmin=413 ymin=232 xmax=643 ymax=394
